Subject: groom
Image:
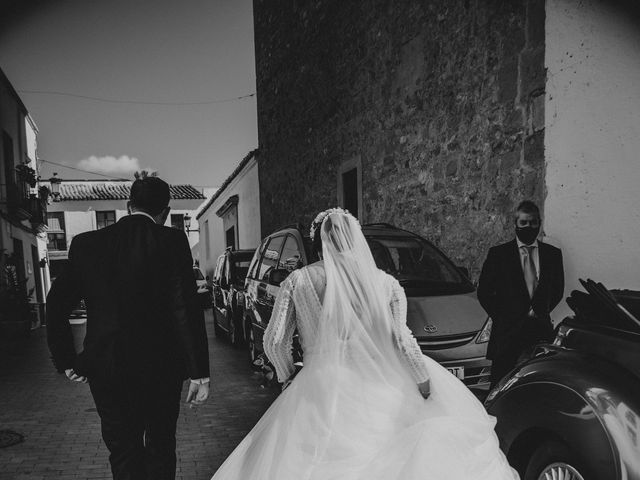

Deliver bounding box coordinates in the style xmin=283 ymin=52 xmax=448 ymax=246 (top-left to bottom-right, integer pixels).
xmin=477 ymin=200 xmax=564 ymax=388
xmin=47 ymin=173 xmax=210 ymax=480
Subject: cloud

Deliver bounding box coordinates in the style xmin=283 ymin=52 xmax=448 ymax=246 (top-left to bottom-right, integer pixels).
xmin=77 ymin=155 xmax=147 ymax=177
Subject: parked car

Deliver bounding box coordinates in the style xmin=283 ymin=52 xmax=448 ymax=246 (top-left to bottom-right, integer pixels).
xmin=244 ymin=223 xmax=493 ymax=389
xmin=193 ymin=265 xmax=211 ymax=307
xmin=244 ymin=225 xmax=310 ymax=366
xmin=485 ymin=280 xmax=640 ymax=480
xmin=212 ymin=247 xmax=255 ymax=345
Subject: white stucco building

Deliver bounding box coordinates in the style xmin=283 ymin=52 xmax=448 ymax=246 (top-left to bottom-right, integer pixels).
xmin=196 ymin=150 xmax=261 ymax=279
xmin=543 ymin=0 xmax=640 ymax=319
xmin=0 ymin=68 xmax=50 ymax=329
xmin=43 ymin=179 xmax=206 ymax=280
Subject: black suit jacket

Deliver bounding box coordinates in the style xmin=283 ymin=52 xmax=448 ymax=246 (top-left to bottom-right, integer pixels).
xmin=46 ymin=215 xmax=209 ymax=381
xmin=477 ymin=239 xmax=564 ymax=359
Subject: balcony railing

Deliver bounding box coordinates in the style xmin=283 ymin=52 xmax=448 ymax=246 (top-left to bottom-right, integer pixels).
xmin=6 ymin=182 xmax=48 ymax=230
xmin=6 ymin=182 xmax=31 ymax=221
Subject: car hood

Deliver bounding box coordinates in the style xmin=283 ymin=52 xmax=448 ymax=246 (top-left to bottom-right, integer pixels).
xmin=406 ymin=292 xmax=487 ymax=338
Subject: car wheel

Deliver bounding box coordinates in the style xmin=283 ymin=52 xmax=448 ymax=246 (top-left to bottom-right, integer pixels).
xmin=524 ymin=440 xmax=586 ymax=480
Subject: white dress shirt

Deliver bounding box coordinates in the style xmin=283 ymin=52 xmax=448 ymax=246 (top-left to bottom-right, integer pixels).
xmin=130 ymin=210 xmax=157 ymax=222
xmin=130 ymin=212 xmax=209 ymax=385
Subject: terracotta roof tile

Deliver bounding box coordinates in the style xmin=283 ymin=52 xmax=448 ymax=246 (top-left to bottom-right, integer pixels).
xmin=46 ymin=181 xmax=205 ymax=201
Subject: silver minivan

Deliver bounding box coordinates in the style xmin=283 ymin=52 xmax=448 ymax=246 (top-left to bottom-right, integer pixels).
xmin=363 ymin=223 xmax=492 ymax=389
xmin=244 ymin=223 xmax=492 ymax=389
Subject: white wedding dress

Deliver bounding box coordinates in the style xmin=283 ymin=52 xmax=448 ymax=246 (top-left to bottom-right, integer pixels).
xmin=211 ymin=212 xmax=518 ymax=480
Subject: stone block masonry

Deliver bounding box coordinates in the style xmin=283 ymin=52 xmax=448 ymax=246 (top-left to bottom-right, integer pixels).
xmin=254 ymin=0 xmax=546 ymax=279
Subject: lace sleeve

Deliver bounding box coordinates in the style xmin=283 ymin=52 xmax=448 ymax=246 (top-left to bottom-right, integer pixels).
xmin=264 ymin=270 xmax=298 ymax=383
xmin=389 ymin=276 xmax=430 ymax=383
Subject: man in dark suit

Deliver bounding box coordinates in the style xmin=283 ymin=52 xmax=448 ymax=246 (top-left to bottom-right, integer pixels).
xmin=47 ymin=174 xmax=210 ymax=480
xmin=478 ymin=200 xmax=564 ymax=388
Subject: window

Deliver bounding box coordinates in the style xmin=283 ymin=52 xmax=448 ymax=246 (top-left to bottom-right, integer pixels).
xmin=170 ymin=213 xmax=185 ymax=231
xmin=213 ymin=255 xmax=225 ymax=282
xmin=47 ymin=233 xmax=67 ymax=251
xmin=365 ymin=235 xmax=472 ymax=296
xmin=217 ymin=195 xmax=239 ymax=249
xmin=96 ymin=211 xmax=116 ymax=230
xmin=337 ymin=157 xmax=362 ymax=220
xmin=47 ymin=212 xmax=67 ymax=251
xmin=257 ymin=236 xmax=285 ymax=282
xmin=278 ymin=235 xmax=303 ymax=272
xmin=342 ymin=168 xmax=359 ymax=218
xmin=231 ymin=251 xmax=254 ymax=285
xmin=247 ymin=240 xmax=267 ymax=279
xmin=226 ymin=226 xmax=236 ymax=249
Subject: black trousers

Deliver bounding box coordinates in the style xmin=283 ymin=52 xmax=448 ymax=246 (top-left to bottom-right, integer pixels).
xmin=489 ymin=317 xmax=554 ymax=389
xmin=89 ymin=374 xmax=184 ymax=480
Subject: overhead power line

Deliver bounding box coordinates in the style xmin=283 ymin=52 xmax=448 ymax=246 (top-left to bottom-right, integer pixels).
xmin=17 ymin=90 xmax=256 ymax=106
xmin=39 ymin=159 xmax=130 ymax=180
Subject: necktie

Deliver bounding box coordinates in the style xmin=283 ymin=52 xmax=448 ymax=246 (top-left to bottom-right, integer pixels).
xmin=521 ymin=245 xmax=538 ymax=298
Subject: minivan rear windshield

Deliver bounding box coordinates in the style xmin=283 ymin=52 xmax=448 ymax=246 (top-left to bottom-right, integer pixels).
xmin=365 ymin=235 xmax=474 ymax=296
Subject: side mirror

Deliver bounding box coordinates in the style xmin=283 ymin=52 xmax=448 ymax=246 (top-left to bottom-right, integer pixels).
xmin=206 ymin=275 xmax=210 ymax=282
xmin=268 ymin=268 xmax=290 ymax=286
xmin=457 ymin=266 xmax=470 ymax=279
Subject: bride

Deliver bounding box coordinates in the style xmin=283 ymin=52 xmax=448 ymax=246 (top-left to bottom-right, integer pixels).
xmin=211 ymin=208 xmax=518 ymax=479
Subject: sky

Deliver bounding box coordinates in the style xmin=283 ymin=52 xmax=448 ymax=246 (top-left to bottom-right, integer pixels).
xmin=0 ymin=0 xmax=257 ymax=189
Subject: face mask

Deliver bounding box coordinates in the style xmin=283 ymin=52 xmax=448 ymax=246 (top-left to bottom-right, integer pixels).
xmin=516 ymin=226 xmax=540 ymax=245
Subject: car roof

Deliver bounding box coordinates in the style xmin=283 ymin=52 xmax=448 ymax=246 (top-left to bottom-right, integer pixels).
xmin=361 ymin=225 xmax=416 ymax=238
xmin=266 ymin=227 xmax=305 ymax=239
xmin=265 ymin=224 xmax=419 ymax=240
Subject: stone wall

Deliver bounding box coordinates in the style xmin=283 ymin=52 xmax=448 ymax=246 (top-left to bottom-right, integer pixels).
xmin=253 ymin=0 xmax=546 ymax=279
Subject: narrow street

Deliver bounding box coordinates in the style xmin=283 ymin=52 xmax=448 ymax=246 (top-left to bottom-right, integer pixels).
xmin=0 ymin=310 xmax=279 ymax=480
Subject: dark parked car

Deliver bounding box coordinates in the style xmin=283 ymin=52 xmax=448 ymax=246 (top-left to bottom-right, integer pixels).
xmin=485 ymin=280 xmax=640 ymax=480
xmin=243 ymin=226 xmax=310 ymax=365
xmin=244 ymin=223 xmax=493 ymax=388
xmin=212 ymin=247 xmax=255 ymax=345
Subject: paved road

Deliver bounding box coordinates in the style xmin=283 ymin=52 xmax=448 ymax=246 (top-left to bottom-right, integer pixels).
xmin=0 ymin=309 xmax=279 ymax=480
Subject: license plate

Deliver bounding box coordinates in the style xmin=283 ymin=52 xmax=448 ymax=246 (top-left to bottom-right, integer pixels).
xmin=447 ymin=366 xmax=465 ymax=380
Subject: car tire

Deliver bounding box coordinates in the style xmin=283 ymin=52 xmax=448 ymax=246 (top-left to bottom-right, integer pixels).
xmin=523 ymin=440 xmax=586 ymax=480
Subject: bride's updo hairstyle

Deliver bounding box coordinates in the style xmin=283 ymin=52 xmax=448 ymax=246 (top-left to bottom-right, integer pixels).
xmin=310 ymin=207 xmax=354 ymax=258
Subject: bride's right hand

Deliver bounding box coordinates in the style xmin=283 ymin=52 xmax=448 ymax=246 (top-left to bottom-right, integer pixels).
xmin=418 ymin=379 xmax=431 ymax=399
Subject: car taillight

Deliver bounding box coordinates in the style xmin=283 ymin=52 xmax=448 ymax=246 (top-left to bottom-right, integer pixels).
xmin=475 ymin=317 xmax=492 ymax=344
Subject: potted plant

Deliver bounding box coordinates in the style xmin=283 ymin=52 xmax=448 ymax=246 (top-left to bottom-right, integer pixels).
xmin=15 ymin=164 xmax=38 ymax=188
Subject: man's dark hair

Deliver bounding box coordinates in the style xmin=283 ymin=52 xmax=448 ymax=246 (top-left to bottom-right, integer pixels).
xmin=515 ymin=200 xmax=541 ymax=220
xmin=129 ymin=174 xmax=170 ymax=216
